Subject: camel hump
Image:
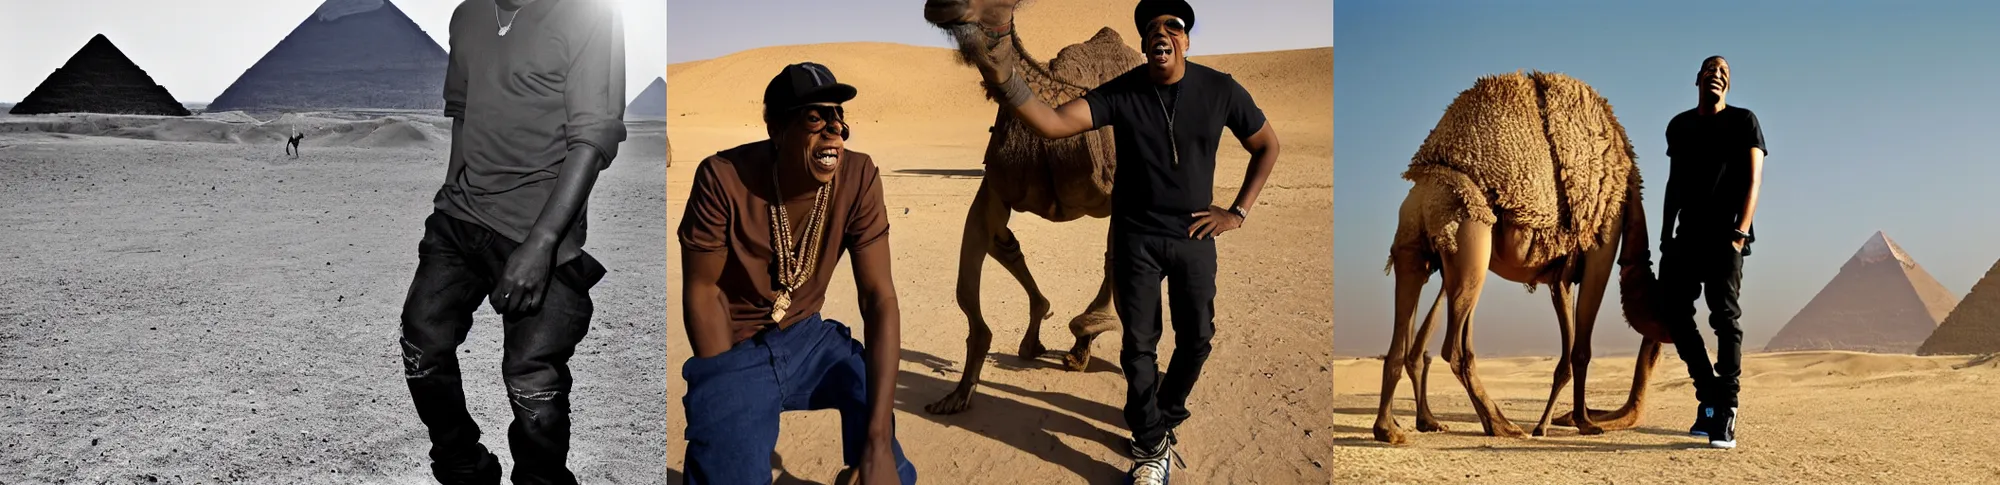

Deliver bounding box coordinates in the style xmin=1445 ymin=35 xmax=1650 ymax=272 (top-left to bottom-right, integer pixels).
xmin=1050 ymin=27 xmax=1142 ymax=89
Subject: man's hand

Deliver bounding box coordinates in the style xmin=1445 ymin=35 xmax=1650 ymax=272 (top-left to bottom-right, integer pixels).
xmin=493 ymin=239 xmax=555 ymax=314
xmin=1189 ymin=205 xmax=1245 ymax=239
xmin=973 ymin=33 xmax=1020 ymax=86
xmin=855 ymin=441 xmax=898 ymax=485
xmin=1732 ymin=238 xmax=1746 ymax=253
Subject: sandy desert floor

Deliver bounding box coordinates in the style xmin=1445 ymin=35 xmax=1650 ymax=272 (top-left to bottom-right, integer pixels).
xmin=1333 ymin=349 xmax=2000 ymax=484
xmin=0 ymin=114 xmax=670 ymax=484
xmin=663 ymin=7 xmax=1334 ymax=481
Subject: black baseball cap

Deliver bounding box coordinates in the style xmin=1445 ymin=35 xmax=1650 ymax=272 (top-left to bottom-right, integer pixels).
xmin=763 ymin=62 xmax=857 ymax=112
xmin=1134 ymin=0 xmax=1195 ymax=34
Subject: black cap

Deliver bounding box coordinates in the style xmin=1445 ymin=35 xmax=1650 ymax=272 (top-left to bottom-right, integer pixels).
xmin=1134 ymin=0 xmax=1195 ymax=34
xmin=763 ymin=62 xmax=857 ymax=112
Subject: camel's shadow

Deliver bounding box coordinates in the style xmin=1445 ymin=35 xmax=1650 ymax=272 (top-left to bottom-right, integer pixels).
xmin=899 ymin=349 xmax=1130 ymax=484
xmin=1330 ymin=406 xmax=1700 ymax=451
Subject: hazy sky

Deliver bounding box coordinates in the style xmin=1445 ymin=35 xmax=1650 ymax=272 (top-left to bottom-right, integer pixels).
xmin=0 ymin=0 xmax=667 ymax=104
xmin=666 ymin=0 xmax=1334 ymax=63
xmin=1336 ymin=1 xmax=2000 ymax=357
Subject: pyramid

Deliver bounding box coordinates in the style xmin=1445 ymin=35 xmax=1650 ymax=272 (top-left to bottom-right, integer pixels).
xmin=10 ymin=34 xmax=191 ymax=116
xmin=1765 ymin=231 xmax=1959 ymax=354
xmin=204 ymin=0 xmax=446 ymax=112
xmin=1918 ymin=259 xmax=2000 ymax=355
xmin=626 ymin=77 xmax=665 ymax=119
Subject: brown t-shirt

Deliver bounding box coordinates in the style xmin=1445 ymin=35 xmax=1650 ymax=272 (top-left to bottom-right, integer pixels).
xmin=676 ymin=140 xmax=891 ymax=343
xmin=436 ymin=0 xmax=627 ymax=267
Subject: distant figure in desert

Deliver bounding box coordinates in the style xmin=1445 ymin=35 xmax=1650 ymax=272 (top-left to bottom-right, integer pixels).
xmin=929 ymin=0 xmax=1282 ymax=481
xmin=394 ymin=0 xmax=626 ymax=483
xmin=676 ymin=62 xmax=918 ymax=484
xmin=284 ymin=132 xmax=304 ymax=157
xmin=1658 ymin=54 xmax=1767 ymax=449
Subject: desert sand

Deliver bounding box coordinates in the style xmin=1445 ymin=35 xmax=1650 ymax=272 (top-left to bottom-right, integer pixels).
xmin=1333 ymin=349 xmax=2000 ymax=484
xmin=0 ymin=111 xmax=669 ymax=483
xmin=664 ymin=4 xmax=1333 ymax=484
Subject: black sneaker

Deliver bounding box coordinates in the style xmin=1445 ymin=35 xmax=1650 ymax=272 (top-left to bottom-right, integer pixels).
xmin=1690 ymin=405 xmax=1712 ymax=437
xmin=430 ymin=451 xmax=500 ymax=485
xmin=1708 ymin=407 xmax=1737 ymax=449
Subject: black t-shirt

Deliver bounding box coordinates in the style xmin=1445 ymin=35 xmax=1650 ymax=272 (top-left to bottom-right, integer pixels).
xmin=1664 ymin=105 xmax=1766 ymax=242
xmin=1082 ymin=62 xmax=1267 ymax=238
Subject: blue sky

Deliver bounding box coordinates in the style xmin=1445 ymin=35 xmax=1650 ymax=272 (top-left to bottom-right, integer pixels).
xmin=1335 ymin=0 xmax=2000 ymax=356
xmin=667 ymin=0 xmax=1334 ymax=63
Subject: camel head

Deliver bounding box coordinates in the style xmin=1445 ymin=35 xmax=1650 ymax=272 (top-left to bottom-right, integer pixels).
xmin=923 ymin=0 xmax=1027 ymax=68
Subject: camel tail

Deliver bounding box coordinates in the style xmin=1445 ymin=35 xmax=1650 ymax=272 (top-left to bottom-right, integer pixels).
xmin=1615 ymin=175 xmax=1673 ymax=344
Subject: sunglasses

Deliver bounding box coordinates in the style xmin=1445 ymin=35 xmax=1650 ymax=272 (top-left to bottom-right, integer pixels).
xmin=1147 ymin=17 xmax=1187 ymax=34
xmin=796 ymin=105 xmax=850 ymax=140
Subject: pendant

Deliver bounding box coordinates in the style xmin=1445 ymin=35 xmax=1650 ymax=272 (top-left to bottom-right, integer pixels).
xmin=770 ymin=291 xmax=791 ymax=323
xmin=498 ymin=24 xmax=511 ymax=36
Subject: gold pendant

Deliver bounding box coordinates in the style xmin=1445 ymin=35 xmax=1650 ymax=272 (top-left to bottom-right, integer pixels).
xmin=771 ymin=291 xmax=791 ymax=323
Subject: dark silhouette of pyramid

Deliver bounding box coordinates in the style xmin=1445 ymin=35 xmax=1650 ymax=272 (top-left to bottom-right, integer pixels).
xmin=1918 ymin=258 xmax=2000 ymax=355
xmin=1766 ymin=231 xmax=1958 ymax=354
xmin=205 ymin=0 xmax=446 ymax=112
xmin=10 ymin=34 xmax=190 ymax=116
xmin=627 ymin=77 xmax=665 ymax=119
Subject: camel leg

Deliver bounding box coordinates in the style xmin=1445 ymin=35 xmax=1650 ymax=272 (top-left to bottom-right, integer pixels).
xmin=1531 ymin=276 xmax=1578 ymax=437
xmin=1404 ymin=282 xmax=1448 ymax=432
xmin=1560 ymin=237 xmax=1622 ymax=435
xmin=1560 ymin=338 xmax=1659 ymax=430
xmin=1438 ymin=220 xmax=1527 ymax=438
xmin=988 ymin=220 xmax=1055 ymax=360
xmin=1062 ymin=229 xmax=1119 ymax=372
xmin=926 ymin=181 xmax=1013 ymax=415
xmin=1371 ymin=246 xmax=1432 ymax=445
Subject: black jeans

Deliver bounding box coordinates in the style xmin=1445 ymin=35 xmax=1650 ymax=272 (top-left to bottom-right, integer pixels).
xmin=1659 ymin=236 xmax=1745 ymax=408
xmin=400 ymin=211 xmax=606 ymax=485
xmin=1112 ymin=231 xmax=1217 ymax=451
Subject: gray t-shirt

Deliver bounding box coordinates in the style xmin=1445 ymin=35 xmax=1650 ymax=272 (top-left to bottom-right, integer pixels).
xmin=435 ymin=0 xmax=627 ymax=266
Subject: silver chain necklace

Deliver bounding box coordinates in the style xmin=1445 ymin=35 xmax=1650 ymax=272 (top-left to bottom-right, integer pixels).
xmin=1154 ymin=84 xmax=1181 ymax=168
xmin=494 ymin=2 xmax=528 ymax=36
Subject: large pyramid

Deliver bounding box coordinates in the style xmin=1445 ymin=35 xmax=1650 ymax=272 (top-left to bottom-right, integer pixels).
xmin=626 ymin=77 xmax=666 ymax=119
xmin=10 ymin=34 xmax=190 ymax=116
xmin=205 ymin=0 xmax=447 ymax=112
xmin=1918 ymin=259 xmax=2000 ymax=355
xmin=1765 ymin=231 xmax=1959 ymax=353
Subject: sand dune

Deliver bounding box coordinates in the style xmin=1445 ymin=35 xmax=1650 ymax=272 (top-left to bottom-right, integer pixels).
xmin=666 ymin=2 xmax=1332 ymax=482
xmin=1334 ymin=350 xmax=2000 ymax=483
xmin=0 ymin=111 xmax=454 ymax=149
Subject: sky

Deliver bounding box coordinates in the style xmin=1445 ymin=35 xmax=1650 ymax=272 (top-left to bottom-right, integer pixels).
xmin=666 ymin=0 xmax=1334 ymax=63
xmin=0 ymin=0 xmax=667 ymax=104
xmin=1335 ymin=0 xmax=2000 ymax=357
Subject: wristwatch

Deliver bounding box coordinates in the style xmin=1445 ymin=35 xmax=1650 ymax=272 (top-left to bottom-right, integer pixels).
xmin=1228 ymin=205 xmax=1249 ymax=222
xmin=1733 ymin=229 xmax=1753 ymax=243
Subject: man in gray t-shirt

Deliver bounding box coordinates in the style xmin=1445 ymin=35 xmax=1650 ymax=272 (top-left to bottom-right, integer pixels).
xmin=397 ymin=0 xmax=626 ymax=483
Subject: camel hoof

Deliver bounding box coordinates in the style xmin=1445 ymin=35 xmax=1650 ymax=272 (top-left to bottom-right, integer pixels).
xmin=925 ymin=389 xmax=974 ymax=415
xmin=1577 ymin=423 xmax=1605 ymax=436
xmin=1491 ymin=424 xmax=1529 ymax=439
xmin=1061 ymin=340 xmax=1092 ymax=372
xmin=1416 ymin=419 xmax=1448 ymax=433
xmin=1530 ymin=425 xmax=1549 ymax=437
xmin=1372 ymin=425 xmax=1408 ymax=445
xmin=1017 ymin=339 xmax=1048 ymax=360
xmin=1551 ymin=414 xmax=1575 ymax=427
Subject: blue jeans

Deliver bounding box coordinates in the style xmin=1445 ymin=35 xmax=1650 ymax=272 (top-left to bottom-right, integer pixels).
xmin=681 ymin=313 xmax=917 ymax=484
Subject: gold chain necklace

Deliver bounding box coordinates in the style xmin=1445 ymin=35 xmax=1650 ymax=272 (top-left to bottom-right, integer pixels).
xmin=768 ymin=168 xmax=833 ymax=323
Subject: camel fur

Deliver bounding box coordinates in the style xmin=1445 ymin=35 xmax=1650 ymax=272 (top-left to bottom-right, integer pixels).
xmin=1373 ymin=71 xmax=1672 ymax=445
xmin=919 ymin=0 xmax=1138 ymax=415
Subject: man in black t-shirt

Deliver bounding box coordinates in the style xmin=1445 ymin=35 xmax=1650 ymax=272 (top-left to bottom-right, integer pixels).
xmin=1660 ymin=55 xmax=1766 ymax=450
xmin=964 ymin=0 xmax=1281 ymax=482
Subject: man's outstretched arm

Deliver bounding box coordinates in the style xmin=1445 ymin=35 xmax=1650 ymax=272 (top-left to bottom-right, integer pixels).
xmin=974 ymin=38 xmax=1097 ymax=140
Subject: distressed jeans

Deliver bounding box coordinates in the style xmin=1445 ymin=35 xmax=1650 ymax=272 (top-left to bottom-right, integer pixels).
xmin=681 ymin=313 xmax=917 ymax=484
xmin=399 ymin=211 xmax=606 ymax=485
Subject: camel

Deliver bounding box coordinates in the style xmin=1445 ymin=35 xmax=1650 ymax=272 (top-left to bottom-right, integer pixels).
xmin=918 ymin=0 xmax=1139 ymax=414
xmin=285 ymin=132 xmax=304 ymax=157
xmin=1373 ymin=71 xmax=1680 ymax=445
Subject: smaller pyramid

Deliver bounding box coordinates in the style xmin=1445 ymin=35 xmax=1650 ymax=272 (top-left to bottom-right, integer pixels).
xmin=1765 ymin=231 xmax=1959 ymax=354
xmin=10 ymin=34 xmax=191 ymax=116
xmin=1919 ymin=258 xmax=2000 ymax=355
xmin=626 ymin=77 xmax=666 ymax=119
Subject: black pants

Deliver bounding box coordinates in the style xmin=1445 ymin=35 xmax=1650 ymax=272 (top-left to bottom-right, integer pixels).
xmin=400 ymin=211 xmax=605 ymax=485
xmin=1112 ymin=231 xmax=1217 ymax=450
xmin=1659 ymin=237 xmax=1745 ymax=408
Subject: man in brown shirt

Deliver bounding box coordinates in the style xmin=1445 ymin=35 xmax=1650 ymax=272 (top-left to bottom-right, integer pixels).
xmin=398 ymin=0 xmax=626 ymax=483
xmin=677 ymin=62 xmax=916 ymax=485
